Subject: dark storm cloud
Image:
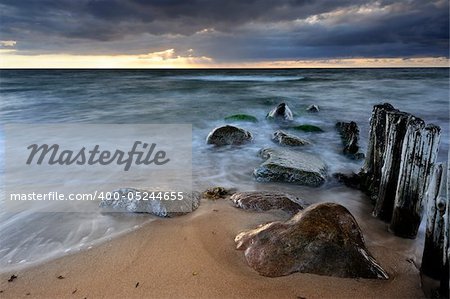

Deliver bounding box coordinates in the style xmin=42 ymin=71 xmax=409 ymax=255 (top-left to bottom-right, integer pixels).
xmin=1 ymin=0 xmax=363 ymax=37
xmin=0 ymin=0 xmax=448 ymax=60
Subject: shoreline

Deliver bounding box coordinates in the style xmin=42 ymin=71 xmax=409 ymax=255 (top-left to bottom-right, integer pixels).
xmin=0 ymin=217 xmax=154 ymax=276
xmin=0 ymin=195 xmax=425 ymax=298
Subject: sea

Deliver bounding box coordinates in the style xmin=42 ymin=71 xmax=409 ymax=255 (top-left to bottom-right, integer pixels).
xmin=0 ymin=68 xmax=449 ymax=271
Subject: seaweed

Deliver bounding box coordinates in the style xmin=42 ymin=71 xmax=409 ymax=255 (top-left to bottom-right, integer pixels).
xmin=292 ymin=124 xmax=324 ymax=133
xmin=224 ymin=114 xmax=258 ymax=123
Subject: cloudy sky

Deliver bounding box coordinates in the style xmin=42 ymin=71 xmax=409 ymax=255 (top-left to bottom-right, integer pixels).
xmin=0 ymin=0 xmax=448 ymax=67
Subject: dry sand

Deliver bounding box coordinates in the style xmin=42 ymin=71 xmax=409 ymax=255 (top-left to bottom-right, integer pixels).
xmin=0 ymin=198 xmax=425 ymax=298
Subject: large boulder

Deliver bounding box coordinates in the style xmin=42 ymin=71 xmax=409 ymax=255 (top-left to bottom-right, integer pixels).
xmin=271 ymin=130 xmax=310 ymax=146
xmin=206 ymin=125 xmax=253 ymax=146
xmin=335 ymin=121 xmax=364 ymax=159
xmin=235 ymin=202 xmax=389 ymax=279
xmin=266 ymin=103 xmax=293 ymax=121
xmin=253 ymin=148 xmax=327 ymax=187
xmin=230 ymin=191 xmax=304 ymax=214
xmin=99 ymin=188 xmax=200 ymax=217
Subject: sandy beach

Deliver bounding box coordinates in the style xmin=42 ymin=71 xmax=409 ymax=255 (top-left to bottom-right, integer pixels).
xmin=0 ymin=196 xmax=425 ymax=299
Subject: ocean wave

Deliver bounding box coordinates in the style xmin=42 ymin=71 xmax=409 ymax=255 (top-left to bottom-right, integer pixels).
xmin=171 ymin=75 xmax=305 ymax=82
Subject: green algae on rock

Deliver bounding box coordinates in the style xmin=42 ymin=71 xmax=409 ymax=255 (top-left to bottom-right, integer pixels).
xmin=224 ymin=114 xmax=258 ymax=123
xmin=292 ymin=124 xmax=324 ymax=133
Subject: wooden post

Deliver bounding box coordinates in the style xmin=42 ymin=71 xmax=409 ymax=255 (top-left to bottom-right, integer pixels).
xmin=360 ymin=103 xmax=397 ymax=204
xmin=359 ymin=103 xmax=441 ymax=239
xmin=440 ymin=160 xmax=449 ymax=297
xmin=335 ymin=121 xmax=364 ymax=159
xmin=389 ymin=123 xmax=441 ymax=238
xmin=421 ymin=162 xmax=447 ymax=279
xmin=442 ymin=252 xmax=449 ymax=298
xmin=373 ymin=110 xmax=411 ymax=221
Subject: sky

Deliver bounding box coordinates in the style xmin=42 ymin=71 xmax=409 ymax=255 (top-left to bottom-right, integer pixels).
xmin=0 ymin=0 xmax=449 ymax=68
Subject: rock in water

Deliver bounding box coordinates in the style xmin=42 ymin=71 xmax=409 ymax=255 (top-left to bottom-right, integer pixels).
xmin=335 ymin=121 xmax=365 ymax=159
xmin=99 ymin=188 xmax=200 ymax=217
xmin=203 ymin=186 xmax=232 ymax=200
xmin=230 ymin=191 xmax=304 ymax=214
xmin=306 ymin=104 xmax=320 ymax=112
xmin=206 ymin=125 xmax=253 ymax=146
xmin=333 ymin=172 xmax=361 ymax=189
xmin=271 ymin=130 xmax=310 ymax=146
xmin=235 ymin=202 xmax=389 ymax=279
xmin=266 ymin=103 xmax=293 ymax=121
xmin=253 ymin=148 xmax=327 ymax=187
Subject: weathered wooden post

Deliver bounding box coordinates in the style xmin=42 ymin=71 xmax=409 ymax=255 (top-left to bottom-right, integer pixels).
xmin=389 ymin=123 xmax=441 ymax=238
xmin=335 ymin=121 xmax=364 ymax=160
xmin=421 ymin=162 xmax=447 ymax=279
xmin=360 ymin=103 xmax=397 ymax=205
xmin=440 ymin=160 xmax=449 ymax=297
xmin=359 ymin=103 xmax=441 ymax=239
xmin=442 ymin=252 xmax=449 ymax=298
xmin=372 ymin=110 xmax=412 ymax=221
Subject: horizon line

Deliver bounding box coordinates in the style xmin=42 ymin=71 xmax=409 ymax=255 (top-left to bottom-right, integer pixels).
xmin=1 ymin=66 xmax=449 ymax=70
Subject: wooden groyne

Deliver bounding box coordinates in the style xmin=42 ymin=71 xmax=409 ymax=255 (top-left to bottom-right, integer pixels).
xmin=421 ymin=163 xmax=448 ymax=280
xmin=359 ymin=103 xmax=441 ymax=239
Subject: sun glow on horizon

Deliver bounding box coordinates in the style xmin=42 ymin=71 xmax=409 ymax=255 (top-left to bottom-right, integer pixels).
xmin=0 ymin=48 xmax=448 ymax=69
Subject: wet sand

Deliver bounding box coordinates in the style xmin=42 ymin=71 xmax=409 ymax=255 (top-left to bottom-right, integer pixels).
xmin=0 ymin=197 xmax=425 ymax=298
